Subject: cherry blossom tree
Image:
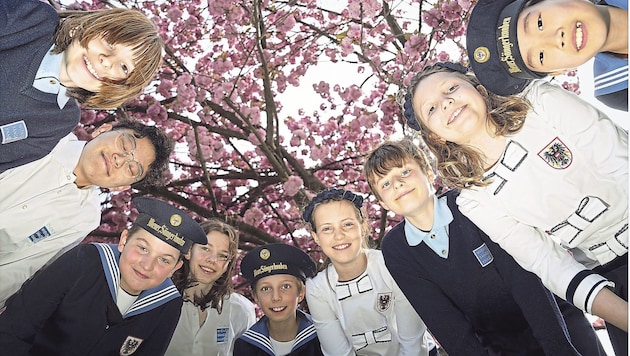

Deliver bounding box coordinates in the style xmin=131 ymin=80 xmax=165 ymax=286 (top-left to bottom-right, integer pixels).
xmin=60 ymin=0 xmax=580 ymax=275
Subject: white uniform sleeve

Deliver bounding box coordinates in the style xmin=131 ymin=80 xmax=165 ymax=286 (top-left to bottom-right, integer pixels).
xmin=231 ymin=293 xmax=257 ymax=337
xmin=305 ymin=277 xmax=354 ymax=356
xmin=526 ymin=80 xmax=627 ymax=179
xmin=391 ymin=277 xmax=434 ymax=356
xmin=457 ymin=191 xmax=611 ymax=313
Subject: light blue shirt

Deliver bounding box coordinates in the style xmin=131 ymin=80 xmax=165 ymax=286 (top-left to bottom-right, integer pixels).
xmin=33 ymin=45 xmax=70 ymax=109
xmin=404 ymin=195 xmax=453 ymax=258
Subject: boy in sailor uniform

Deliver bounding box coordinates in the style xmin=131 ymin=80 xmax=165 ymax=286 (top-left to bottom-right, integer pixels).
xmin=234 ymin=243 xmax=323 ymax=356
xmin=0 ymin=197 xmax=207 ymax=355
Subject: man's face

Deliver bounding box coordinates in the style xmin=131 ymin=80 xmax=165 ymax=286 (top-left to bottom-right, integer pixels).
xmin=74 ymin=127 xmax=156 ymax=189
xmin=117 ymin=229 xmax=183 ymax=295
xmin=516 ymin=0 xmax=606 ymax=73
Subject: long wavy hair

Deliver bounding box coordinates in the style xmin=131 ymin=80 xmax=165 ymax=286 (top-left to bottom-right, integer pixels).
xmin=54 ymin=8 xmax=163 ymax=109
xmin=406 ymin=64 xmax=530 ymax=189
xmin=171 ymin=219 xmax=239 ymax=313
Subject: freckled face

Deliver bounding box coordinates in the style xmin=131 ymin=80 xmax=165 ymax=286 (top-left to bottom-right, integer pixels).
xmin=60 ymin=35 xmax=136 ymax=92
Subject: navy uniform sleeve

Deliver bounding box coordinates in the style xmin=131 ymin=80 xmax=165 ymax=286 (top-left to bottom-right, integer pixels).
xmin=0 ymin=0 xmax=58 ymax=51
xmin=486 ymin=238 xmax=580 ymax=355
xmin=137 ymin=298 xmax=183 ymax=355
xmin=381 ymin=228 xmax=489 ymax=355
xmin=0 ymin=244 xmax=90 ymax=353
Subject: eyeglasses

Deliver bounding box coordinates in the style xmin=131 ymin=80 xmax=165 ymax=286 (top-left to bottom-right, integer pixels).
xmin=114 ymin=132 xmax=144 ymax=181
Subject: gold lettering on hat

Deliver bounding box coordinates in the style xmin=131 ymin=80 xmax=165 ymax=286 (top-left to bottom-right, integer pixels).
xmin=497 ymin=17 xmax=522 ymax=74
xmin=170 ymin=214 xmax=182 ymax=227
xmin=254 ymin=262 xmax=289 ymax=277
xmin=474 ymin=47 xmax=490 ymax=63
xmin=146 ymin=217 xmax=186 ymax=247
xmin=260 ymin=248 xmax=270 ymax=260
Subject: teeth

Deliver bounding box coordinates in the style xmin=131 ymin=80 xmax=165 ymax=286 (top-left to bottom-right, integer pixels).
xmin=333 ymin=244 xmax=350 ymax=250
xmin=272 ymin=307 xmax=286 ymax=312
xmin=576 ymin=22 xmax=583 ymax=50
xmin=200 ymin=266 xmax=214 ymax=274
xmin=84 ymin=56 xmax=100 ymax=79
xmin=449 ymin=107 xmax=462 ymax=124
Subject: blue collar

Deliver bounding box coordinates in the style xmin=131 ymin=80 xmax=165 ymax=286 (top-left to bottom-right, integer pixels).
xmin=33 ymin=45 xmax=70 ymax=109
xmin=92 ymin=243 xmax=181 ymax=318
xmin=404 ymin=195 xmax=453 ymax=258
xmin=240 ymin=309 xmax=318 ymax=354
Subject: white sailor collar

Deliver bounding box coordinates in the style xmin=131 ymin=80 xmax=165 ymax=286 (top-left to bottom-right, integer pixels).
xmin=92 ymin=243 xmax=181 ymax=318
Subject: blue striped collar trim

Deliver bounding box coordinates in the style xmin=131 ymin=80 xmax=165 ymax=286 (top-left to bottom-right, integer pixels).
xmin=92 ymin=243 xmax=181 ymax=318
xmin=240 ymin=310 xmax=317 ymax=353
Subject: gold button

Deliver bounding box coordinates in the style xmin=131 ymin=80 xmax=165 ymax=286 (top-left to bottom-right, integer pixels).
xmin=49 ymin=79 xmax=57 ymax=85
xmin=441 ymin=249 xmax=447 ymax=255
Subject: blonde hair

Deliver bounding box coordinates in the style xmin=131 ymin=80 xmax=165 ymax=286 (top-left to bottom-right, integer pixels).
xmin=406 ymin=65 xmax=530 ymax=189
xmin=54 ymin=8 xmax=163 ymax=109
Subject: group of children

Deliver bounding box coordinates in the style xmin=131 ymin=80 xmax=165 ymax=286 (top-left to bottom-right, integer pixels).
xmin=0 ymin=0 xmax=627 ymax=354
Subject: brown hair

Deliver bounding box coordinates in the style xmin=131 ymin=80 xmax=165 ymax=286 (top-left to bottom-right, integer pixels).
xmin=171 ymin=219 xmax=239 ymax=313
xmin=364 ymin=137 xmax=435 ymax=201
xmin=406 ymin=65 xmax=530 ymax=189
xmin=54 ymin=9 xmax=163 ymax=109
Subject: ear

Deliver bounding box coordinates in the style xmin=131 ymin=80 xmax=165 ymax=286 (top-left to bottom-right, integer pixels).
xmin=108 ymin=185 xmax=132 ymax=192
xmin=297 ymin=282 xmax=306 ymax=303
xmin=183 ymin=249 xmax=192 ymax=261
xmin=92 ymin=123 xmax=113 ymax=138
xmin=117 ymin=229 xmax=130 ymax=253
xmin=476 ymin=84 xmax=489 ymax=97
xmin=310 ymin=231 xmax=320 ymax=245
xmin=169 ymin=260 xmax=184 ymax=277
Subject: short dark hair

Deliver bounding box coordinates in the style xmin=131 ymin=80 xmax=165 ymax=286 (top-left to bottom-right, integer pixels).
xmin=112 ymin=120 xmax=172 ymax=187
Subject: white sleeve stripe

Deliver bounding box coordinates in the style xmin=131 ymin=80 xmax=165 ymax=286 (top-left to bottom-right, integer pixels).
xmin=573 ymin=274 xmax=614 ymax=313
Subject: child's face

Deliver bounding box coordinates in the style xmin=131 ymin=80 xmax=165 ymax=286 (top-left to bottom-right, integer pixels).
xmin=412 ymin=71 xmax=488 ymax=146
xmin=310 ymin=200 xmax=364 ymax=266
xmin=187 ymin=231 xmax=231 ymax=287
xmin=253 ymin=274 xmax=304 ymax=324
xmin=74 ymin=126 xmax=156 ymax=189
xmin=61 ymin=35 xmax=137 ymax=92
xmin=373 ymin=159 xmax=433 ymax=217
xmin=117 ymin=229 xmax=183 ymax=295
xmin=516 ymin=0 xmax=606 ymax=73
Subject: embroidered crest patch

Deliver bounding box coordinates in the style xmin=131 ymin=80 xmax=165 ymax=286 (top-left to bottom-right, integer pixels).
xmin=120 ymin=336 xmax=143 ymax=355
xmin=473 ymin=243 xmax=494 ymax=267
xmin=538 ymin=137 xmax=572 ymax=169
xmin=216 ymin=327 xmax=228 ymax=344
xmin=1 ymin=120 xmax=28 ymax=144
xmin=28 ymin=226 xmax=52 ymax=244
xmin=376 ymin=292 xmax=392 ymax=312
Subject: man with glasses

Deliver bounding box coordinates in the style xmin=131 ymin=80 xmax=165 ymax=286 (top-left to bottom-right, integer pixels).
xmin=0 ymin=120 xmax=173 ymax=307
